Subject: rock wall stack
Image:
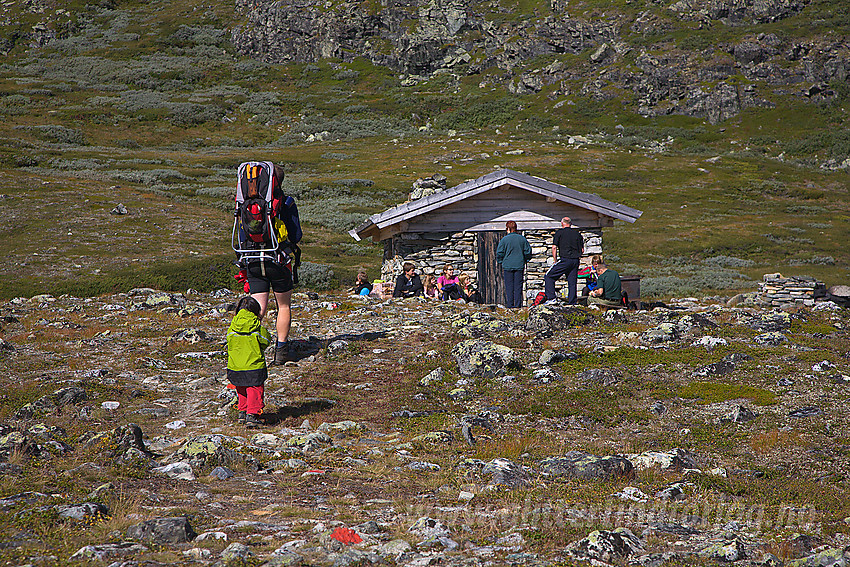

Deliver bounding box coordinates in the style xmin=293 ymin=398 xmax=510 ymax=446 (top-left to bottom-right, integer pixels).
xmin=758 ymin=273 xmax=827 ymax=307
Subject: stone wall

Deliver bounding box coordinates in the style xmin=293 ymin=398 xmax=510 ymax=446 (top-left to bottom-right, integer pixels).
xmin=381 ymin=228 xmax=603 ymax=303
xmin=758 ymin=273 xmax=827 ymax=308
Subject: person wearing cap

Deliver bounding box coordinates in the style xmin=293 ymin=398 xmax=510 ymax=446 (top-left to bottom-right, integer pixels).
xmin=588 ymin=255 xmax=624 ymax=307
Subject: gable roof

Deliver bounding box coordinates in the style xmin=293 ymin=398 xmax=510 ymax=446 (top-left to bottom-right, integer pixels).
xmin=349 ymin=168 xmax=643 ymax=241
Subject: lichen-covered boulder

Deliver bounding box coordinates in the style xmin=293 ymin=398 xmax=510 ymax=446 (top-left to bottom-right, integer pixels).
xmin=754 ymin=331 xmax=787 ymax=346
xmin=168 ymin=435 xmax=245 ymax=469
xmin=131 ymin=292 xmax=186 ymax=310
xmin=126 ymin=516 xmax=197 ymax=544
xmin=56 ymin=502 xmax=109 ymax=521
xmin=410 ymin=431 xmax=453 ymax=449
xmin=451 ymin=312 xmax=512 ymax=338
xmin=745 ymin=310 xmax=792 ymax=332
xmin=641 ymin=323 xmax=680 ymax=345
xmin=526 ymin=305 xmax=590 ymax=334
xmin=565 ymin=528 xmax=644 ymax=564
xmin=81 ymin=423 xmax=151 ymax=464
xmin=628 ymin=448 xmax=698 ymax=471
xmin=482 ymin=458 xmax=531 ymax=488
xmin=452 ymin=339 xmax=517 ymax=378
xmin=286 ymin=431 xmax=333 ymax=454
xmin=699 ymin=539 xmax=746 ymax=562
xmin=539 ymin=451 xmax=633 ymax=480
xmin=787 ymin=547 xmax=850 ymax=567
xmin=69 ymin=543 xmax=149 ymax=562
xmin=14 ymin=386 xmax=87 ymax=420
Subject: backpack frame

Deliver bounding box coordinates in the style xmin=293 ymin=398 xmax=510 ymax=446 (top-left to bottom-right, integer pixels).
xmin=232 ymin=161 xmax=282 ymax=263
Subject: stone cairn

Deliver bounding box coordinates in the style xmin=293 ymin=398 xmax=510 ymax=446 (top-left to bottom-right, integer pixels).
xmin=408 ymin=174 xmax=447 ymax=201
xmin=758 ymin=273 xmax=827 ymax=307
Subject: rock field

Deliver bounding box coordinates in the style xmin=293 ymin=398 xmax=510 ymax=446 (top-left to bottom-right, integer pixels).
xmin=0 ymin=288 xmax=849 ymax=566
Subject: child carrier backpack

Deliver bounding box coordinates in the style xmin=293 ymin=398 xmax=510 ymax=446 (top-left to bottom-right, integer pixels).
xmin=232 ymin=161 xmax=303 ymax=282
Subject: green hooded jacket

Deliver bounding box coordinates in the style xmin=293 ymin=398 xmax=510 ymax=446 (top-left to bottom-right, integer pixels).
xmin=226 ymin=308 xmax=272 ymax=387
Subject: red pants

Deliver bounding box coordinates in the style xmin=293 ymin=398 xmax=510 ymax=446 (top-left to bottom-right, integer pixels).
xmin=235 ymin=385 xmax=264 ymax=415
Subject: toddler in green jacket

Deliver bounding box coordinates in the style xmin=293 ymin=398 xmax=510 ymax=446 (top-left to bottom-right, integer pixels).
xmin=227 ymin=296 xmax=272 ymax=428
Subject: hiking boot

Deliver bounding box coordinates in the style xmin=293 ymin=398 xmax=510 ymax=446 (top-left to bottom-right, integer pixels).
xmin=273 ymin=343 xmax=294 ymax=365
xmin=245 ymin=414 xmax=263 ymax=428
xmin=237 ymin=411 xmax=246 ymax=424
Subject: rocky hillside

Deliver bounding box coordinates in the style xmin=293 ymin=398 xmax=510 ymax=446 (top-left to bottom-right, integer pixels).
xmin=232 ymin=0 xmax=849 ymax=125
xmin=1 ymin=288 xmax=848 ymax=565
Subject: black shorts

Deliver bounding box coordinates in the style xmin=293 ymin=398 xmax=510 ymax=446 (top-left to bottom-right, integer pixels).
xmin=246 ymin=259 xmax=293 ymax=294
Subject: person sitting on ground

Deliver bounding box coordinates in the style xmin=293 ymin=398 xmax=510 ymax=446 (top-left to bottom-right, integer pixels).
xmin=227 ymin=296 xmax=271 ymax=428
xmin=437 ymin=263 xmax=462 ymax=301
xmin=422 ymin=274 xmax=438 ymax=299
xmin=587 ymin=255 xmax=624 ymax=308
xmin=393 ymin=262 xmax=424 ymax=298
xmin=457 ymin=273 xmax=471 ymax=301
xmin=351 ymin=270 xmax=373 ymax=296
xmin=457 ymin=273 xmax=483 ymax=304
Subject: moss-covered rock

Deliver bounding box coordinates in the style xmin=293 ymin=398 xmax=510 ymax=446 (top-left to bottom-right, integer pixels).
xmin=526 ymin=305 xmax=590 ymax=334
xmin=452 ymin=339 xmax=516 ymax=378
xmin=539 ymin=451 xmax=633 ymax=480
xmin=451 ymin=312 xmax=512 ymax=338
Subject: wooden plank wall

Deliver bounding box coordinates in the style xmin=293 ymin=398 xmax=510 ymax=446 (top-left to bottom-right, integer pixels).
xmin=401 ymin=186 xmax=609 ymax=234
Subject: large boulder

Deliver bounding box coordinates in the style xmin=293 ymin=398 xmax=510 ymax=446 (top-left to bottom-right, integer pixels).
xmin=14 ymin=386 xmax=87 ymax=420
xmin=566 ymin=528 xmax=645 ymax=564
xmin=451 ymin=312 xmax=512 ymax=338
xmin=539 ymin=451 xmax=633 ymax=480
xmin=126 ymin=517 xmax=196 ymax=544
xmin=526 ymin=305 xmax=590 ymax=334
xmin=166 ymin=435 xmax=247 ymax=470
xmin=452 ymin=339 xmax=517 ymax=378
xmin=827 ymin=285 xmax=850 ymax=308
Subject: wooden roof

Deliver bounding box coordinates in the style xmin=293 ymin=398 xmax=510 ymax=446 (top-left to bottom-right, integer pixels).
xmin=349 ymin=168 xmax=643 ymax=241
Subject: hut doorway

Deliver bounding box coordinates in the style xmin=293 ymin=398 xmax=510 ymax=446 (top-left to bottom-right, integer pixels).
xmin=476 ymin=231 xmax=506 ymax=305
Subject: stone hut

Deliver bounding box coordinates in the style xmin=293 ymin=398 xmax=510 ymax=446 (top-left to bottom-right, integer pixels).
xmin=349 ymin=169 xmax=643 ymax=304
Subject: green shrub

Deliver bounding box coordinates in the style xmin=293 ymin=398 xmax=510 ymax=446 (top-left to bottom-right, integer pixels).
xmin=238 ymin=91 xmax=282 ymax=125
xmin=432 ymin=96 xmax=522 ymax=130
xmin=702 ymin=255 xmax=755 ymax=268
xmin=168 ymin=102 xmax=226 ymax=126
xmin=111 ymin=169 xmax=191 ymax=185
xmin=298 ymin=262 xmax=336 ymax=290
xmin=16 ymin=125 xmax=86 ymax=145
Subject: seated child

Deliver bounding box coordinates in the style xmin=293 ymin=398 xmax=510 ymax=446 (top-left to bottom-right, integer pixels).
xmin=227 ymin=296 xmax=272 ymax=428
xmin=437 ymin=263 xmax=462 ymax=301
xmin=457 ymin=273 xmax=471 ymax=301
xmin=351 ymin=269 xmax=373 ymax=296
xmin=422 ymin=274 xmax=438 ymax=299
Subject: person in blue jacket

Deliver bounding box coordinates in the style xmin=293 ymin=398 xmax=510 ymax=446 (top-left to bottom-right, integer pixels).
xmin=496 ymin=220 xmax=533 ymax=308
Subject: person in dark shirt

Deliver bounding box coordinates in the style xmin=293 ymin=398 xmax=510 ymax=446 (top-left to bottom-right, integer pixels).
xmin=351 ymin=270 xmax=373 ymax=296
xmin=588 ymin=255 xmax=623 ymax=308
xmin=544 ymin=216 xmax=584 ymax=304
xmin=392 ymin=262 xmax=423 ymax=298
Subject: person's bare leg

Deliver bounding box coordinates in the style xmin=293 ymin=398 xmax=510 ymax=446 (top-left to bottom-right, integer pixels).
xmin=273 ymin=290 xmax=291 ymax=342
xmin=272 ymin=290 xmax=292 ymax=364
xmin=251 ymin=291 xmax=270 ymax=319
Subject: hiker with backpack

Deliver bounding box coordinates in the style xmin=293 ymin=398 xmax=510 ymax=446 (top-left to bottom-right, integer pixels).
xmin=233 ymin=161 xmax=302 ymax=365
